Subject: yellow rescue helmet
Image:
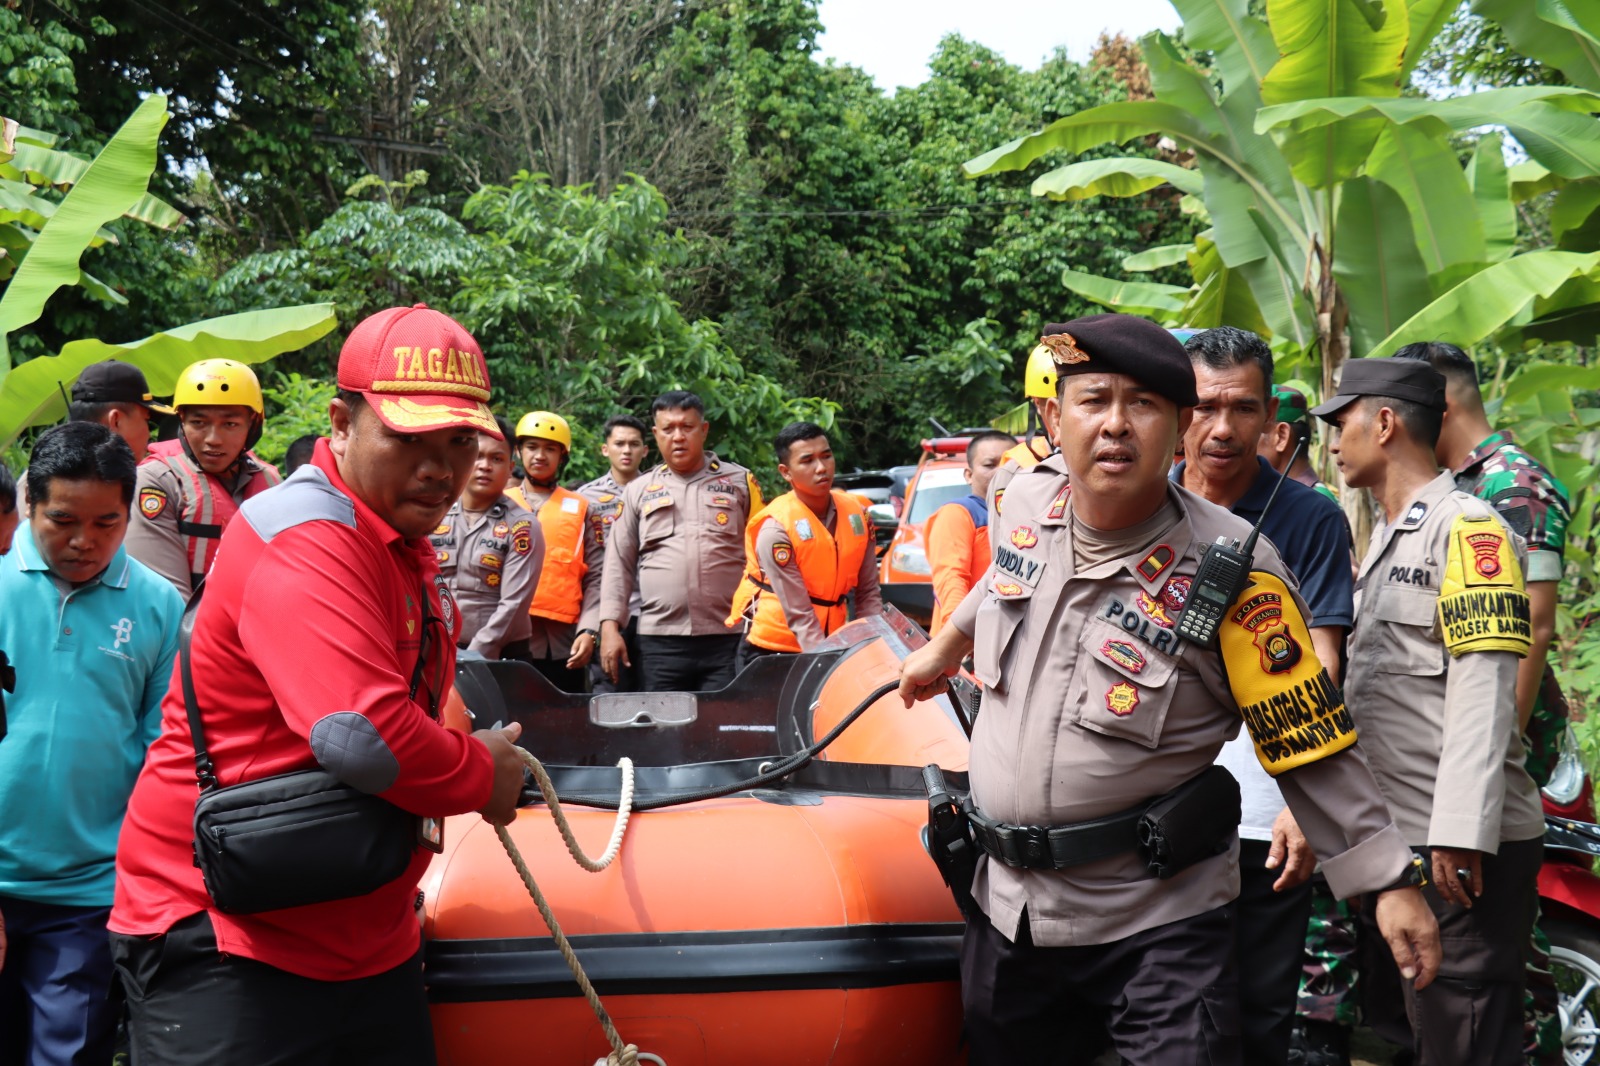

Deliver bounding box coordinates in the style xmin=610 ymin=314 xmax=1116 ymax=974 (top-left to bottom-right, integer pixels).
xmin=1024 ymin=343 xmax=1058 ymax=400
xmin=515 ymin=411 xmax=572 ymax=451
xmin=172 ymin=359 xmax=264 ymax=414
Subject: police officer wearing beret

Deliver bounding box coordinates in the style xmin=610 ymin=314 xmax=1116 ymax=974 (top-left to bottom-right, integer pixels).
xmin=899 ymin=313 xmax=1440 ymax=1065
xmin=1315 ymin=357 xmax=1543 ymax=1066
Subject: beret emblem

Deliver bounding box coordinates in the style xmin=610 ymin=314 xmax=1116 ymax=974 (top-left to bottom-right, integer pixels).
xmin=1040 ymin=332 xmax=1090 ymax=365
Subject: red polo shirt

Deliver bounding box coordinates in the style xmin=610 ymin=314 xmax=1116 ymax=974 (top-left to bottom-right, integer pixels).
xmin=111 ymin=440 xmax=494 ymax=980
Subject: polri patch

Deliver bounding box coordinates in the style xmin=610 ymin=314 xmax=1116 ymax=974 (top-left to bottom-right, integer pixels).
xmin=511 ymin=520 xmax=533 ymax=556
xmin=994 ymin=487 xmax=1006 ymax=516
xmin=493 ymin=522 xmax=509 ymax=538
xmin=432 ymin=522 xmax=451 ymax=536
xmin=480 ymin=553 xmax=502 ymax=571
xmin=994 ymin=580 xmax=1024 ymax=597
xmin=715 ymin=511 xmax=730 ymax=526
xmin=773 ymin=543 xmax=793 ymax=568
xmin=138 ymin=487 xmax=168 ymax=520
xmin=436 ymin=550 xmax=450 ymax=564
xmin=486 ymin=572 xmax=501 ymax=587
xmin=1162 ymin=575 xmax=1192 ymax=613
xmin=1135 ymin=590 xmax=1174 ymax=629
xmin=1010 ymin=525 xmax=1039 ymax=549
xmin=598 ymin=493 xmax=616 ymax=503
xmin=1101 ymin=639 xmax=1146 ymax=674
xmin=1106 ymin=681 xmax=1140 ymax=717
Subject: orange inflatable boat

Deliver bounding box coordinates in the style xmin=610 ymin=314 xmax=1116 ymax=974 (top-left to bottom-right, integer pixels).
xmin=424 ymin=609 xmax=972 ymax=1066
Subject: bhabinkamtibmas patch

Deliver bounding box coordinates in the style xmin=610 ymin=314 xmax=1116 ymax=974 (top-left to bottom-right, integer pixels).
xmin=1221 ymin=571 xmax=1357 ymax=776
xmin=1438 ymin=514 xmax=1531 ymax=657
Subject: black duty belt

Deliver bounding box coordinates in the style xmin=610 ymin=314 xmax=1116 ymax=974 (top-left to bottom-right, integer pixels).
xmin=749 ymin=574 xmax=847 ymax=609
xmin=966 ymin=800 xmax=1149 ymax=871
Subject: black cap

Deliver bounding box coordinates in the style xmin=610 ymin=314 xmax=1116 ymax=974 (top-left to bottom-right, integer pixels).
xmin=70 ymin=360 xmax=175 ymax=414
xmin=1310 ymin=357 xmax=1446 ymax=422
xmin=1039 ymin=313 xmax=1199 ymax=408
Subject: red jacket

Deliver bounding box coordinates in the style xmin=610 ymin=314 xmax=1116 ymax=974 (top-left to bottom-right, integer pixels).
xmin=111 ymin=440 xmax=494 ymax=980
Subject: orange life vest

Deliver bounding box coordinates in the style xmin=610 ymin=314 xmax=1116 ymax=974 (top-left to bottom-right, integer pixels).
xmin=509 ymin=484 xmax=589 ymax=624
xmin=727 ymin=490 xmax=872 ymax=653
xmin=143 ymin=439 xmax=281 ymax=589
xmin=1001 ymin=434 xmax=1051 ymax=470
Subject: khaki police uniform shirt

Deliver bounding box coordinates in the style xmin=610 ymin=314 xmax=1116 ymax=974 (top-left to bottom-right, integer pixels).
xmin=430 ymin=496 xmax=542 ymax=658
xmin=751 ymin=503 xmax=883 ymax=649
xmin=1345 ymin=471 xmax=1544 ymax=853
xmin=514 ymin=481 xmax=604 ymax=659
xmin=126 ymin=452 xmax=279 ymax=600
xmin=578 ymin=471 xmax=641 ymax=620
xmin=950 ymin=455 xmax=1411 ymax=948
xmin=600 ymin=453 xmax=759 ymax=637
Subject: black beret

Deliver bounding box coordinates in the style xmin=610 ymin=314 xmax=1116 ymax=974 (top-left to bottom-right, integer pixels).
xmin=1311 ymin=357 xmax=1446 ymax=422
xmin=1039 ymin=313 xmax=1199 ymax=408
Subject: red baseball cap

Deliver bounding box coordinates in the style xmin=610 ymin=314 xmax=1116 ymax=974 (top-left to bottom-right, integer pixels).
xmin=337 ymin=304 xmax=502 ymax=438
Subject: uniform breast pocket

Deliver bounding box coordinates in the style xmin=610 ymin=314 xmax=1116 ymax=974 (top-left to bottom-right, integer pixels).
xmin=705 ymin=496 xmax=738 ymax=534
xmin=640 ymin=500 xmax=677 ymax=548
xmin=1370 ymin=586 xmax=1446 ymax=676
xmin=972 ymin=587 xmax=1030 ymax=692
xmin=1071 ymin=619 xmax=1178 ymax=749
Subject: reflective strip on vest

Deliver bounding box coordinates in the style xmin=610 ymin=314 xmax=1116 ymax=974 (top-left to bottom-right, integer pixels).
xmin=729 ymin=490 xmax=871 ymax=653
xmin=522 ymin=486 xmax=588 ymax=625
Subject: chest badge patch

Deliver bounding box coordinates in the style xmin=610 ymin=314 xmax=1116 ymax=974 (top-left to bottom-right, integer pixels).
xmin=432 ymin=522 xmax=450 ymax=536
xmin=479 ymin=553 xmax=502 ymax=571
xmin=1010 ymin=526 xmax=1038 ymax=549
xmin=493 ymin=522 xmax=509 ymax=538
xmin=598 ymin=493 xmax=616 ymax=503
xmin=486 ymin=572 xmax=501 ymax=587
xmin=715 ymin=511 xmax=730 ymax=526
xmin=436 ymin=549 xmax=450 ymax=564
xmin=138 ymin=487 xmax=168 ymax=520
xmin=1106 ymin=681 xmax=1140 ymax=717
xmin=994 ymin=580 xmax=1024 ymax=597
xmin=1101 ymin=639 xmax=1145 ymax=674
xmin=1162 ymin=575 xmax=1192 ymax=613
xmin=1135 ymin=590 xmax=1174 ymax=629
xmin=646 ymin=483 xmax=663 ymax=492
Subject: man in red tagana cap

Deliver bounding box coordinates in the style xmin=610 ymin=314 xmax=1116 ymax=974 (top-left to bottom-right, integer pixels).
xmin=109 ymin=305 xmax=527 ymax=1065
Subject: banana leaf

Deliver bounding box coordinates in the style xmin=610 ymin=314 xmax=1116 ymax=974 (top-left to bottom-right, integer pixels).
xmin=1334 ymin=177 xmax=1435 ymax=357
xmin=1365 ymin=250 xmax=1600 ymax=358
xmin=0 ymin=303 xmax=339 ymax=449
xmin=1469 ymin=133 xmax=1518 ymax=263
xmin=1168 ymin=0 xmax=1278 ymax=97
xmin=1255 ymin=86 xmax=1600 ymax=136
xmin=1552 ymin=179 xmax=1600 ymax=250
xmin=1123 ymin=244 xmax=1196 ymax=271
xmin=963 ymin=101 xmax=1211 ymax=177
xmin=1060 ymin=268 xmax=1190 ymax=317
xmin=0 ymin=96 xmax=169 ymax=370
xmin=1031 ymin=157 xmax=1205 ymax=201
xmin=1365 ymin=120 xmax=1487 ymax=276
xmin=1472 ymin=0 xmax=1600 ymax=94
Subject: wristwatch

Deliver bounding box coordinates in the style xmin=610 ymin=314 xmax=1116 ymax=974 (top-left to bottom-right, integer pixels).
xmin=577 ymin=628 xmax=599 ymax=640
xmin=1380 ymin=852 xmax=1429 ymax=893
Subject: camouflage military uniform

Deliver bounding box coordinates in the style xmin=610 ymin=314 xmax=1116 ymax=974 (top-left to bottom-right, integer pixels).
xmin=1297 ymin=880 xmax=1361 ymax=1029
xmin=1453 ymin=430 xmax=1571 ymax=1066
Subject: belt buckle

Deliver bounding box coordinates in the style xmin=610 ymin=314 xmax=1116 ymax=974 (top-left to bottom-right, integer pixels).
xmin=1013 ymin=824 xmax=1050 ymax=869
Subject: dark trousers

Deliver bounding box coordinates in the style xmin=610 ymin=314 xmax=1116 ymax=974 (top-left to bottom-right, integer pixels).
xmin=590 ymin=617 xmax=641 ymax=694
xmin=638 ymin=633 xmax=740 ymax=692
xmin=0 ymin=896 xmax=117 ymax=1066
xmin=735 ymin=638 xmax=791 ymax=675
xmin=962 ymin=904 xmax=1241 ymax=1065
xmin=1234 ymin=838 xmax=1314 ymax=1066
xmin=1359 ymin=836 xmax=1542 ymax=1066
xmin=110 ymin=911 xmax=436 ymax=1066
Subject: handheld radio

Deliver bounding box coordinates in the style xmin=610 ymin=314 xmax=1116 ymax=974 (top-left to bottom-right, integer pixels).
xmin=1174 ymin=441 xmax=1304 ymax=650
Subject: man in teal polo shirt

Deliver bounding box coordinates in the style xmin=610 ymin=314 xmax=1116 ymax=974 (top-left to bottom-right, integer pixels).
xmin=0 ymin=421 xmax=183 ymax=1065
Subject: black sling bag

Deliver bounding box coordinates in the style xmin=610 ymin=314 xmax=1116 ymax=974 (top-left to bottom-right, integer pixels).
xmin=185 ymin=581 xmax=428 ymax=914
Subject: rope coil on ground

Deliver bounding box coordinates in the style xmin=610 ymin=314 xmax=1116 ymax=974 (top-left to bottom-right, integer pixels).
xmin=495 ymin=752 xmax=638 ymax=1066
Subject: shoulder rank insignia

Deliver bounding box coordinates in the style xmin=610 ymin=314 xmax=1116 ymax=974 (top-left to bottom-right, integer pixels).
xmin=1439 ymin=514 xmax=1531 ymax=657
xmin=1220 ymin=571 xmax=1357 ymax=776
xmin=1403 ymin=501 xmax=1428 ymax=526
xmin=1046 ymin=485 xmax=1069 ymax=520
xmin=1136 ymin=544 xmax=1175 ymax=583
xmin=138 ymin=487 xmax=168 ymax=520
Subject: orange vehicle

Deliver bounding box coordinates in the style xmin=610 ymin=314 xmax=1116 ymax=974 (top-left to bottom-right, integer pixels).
xmin=425 ymin=609 xmax=972 ymax=1066
xmin=878 ymin=436 xmax=1014 ymax=629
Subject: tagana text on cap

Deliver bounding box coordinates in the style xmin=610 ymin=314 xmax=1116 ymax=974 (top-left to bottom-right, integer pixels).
xmin=337 ymin=304 xmax=502 ymax=438
xmin=1310 ymin=357 xmax=1446 ymax=423
xmin=1036 ymin=312 xmax=1199 ymax=408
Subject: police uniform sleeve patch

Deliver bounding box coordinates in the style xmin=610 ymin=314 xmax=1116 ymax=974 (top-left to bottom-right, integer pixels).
xmin=138 ymin=487 xmax=168 ymax=520
xmin=1439 ymin=514 xmax=1532 ymax=657
xmin=772 ymin=542 xmax=793 ymax=568
xmin=511 ymin=519 xmax=533 ymax=556
xmin=1220 ymin=570 xmax=1357 ymax=776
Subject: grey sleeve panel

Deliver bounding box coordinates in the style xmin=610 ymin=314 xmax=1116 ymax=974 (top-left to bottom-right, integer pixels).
xmin=241 ymin=465 xmax=356 ymax=542
xmin=309 ymin=711 xmax=401 ymax=794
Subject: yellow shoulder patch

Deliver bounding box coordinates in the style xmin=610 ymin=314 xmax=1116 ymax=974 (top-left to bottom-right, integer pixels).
xmin=1439 ymin=514 xmax=1531 ymax=658
xmin=1220 ymin=570 xmax=1357 ymax=777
